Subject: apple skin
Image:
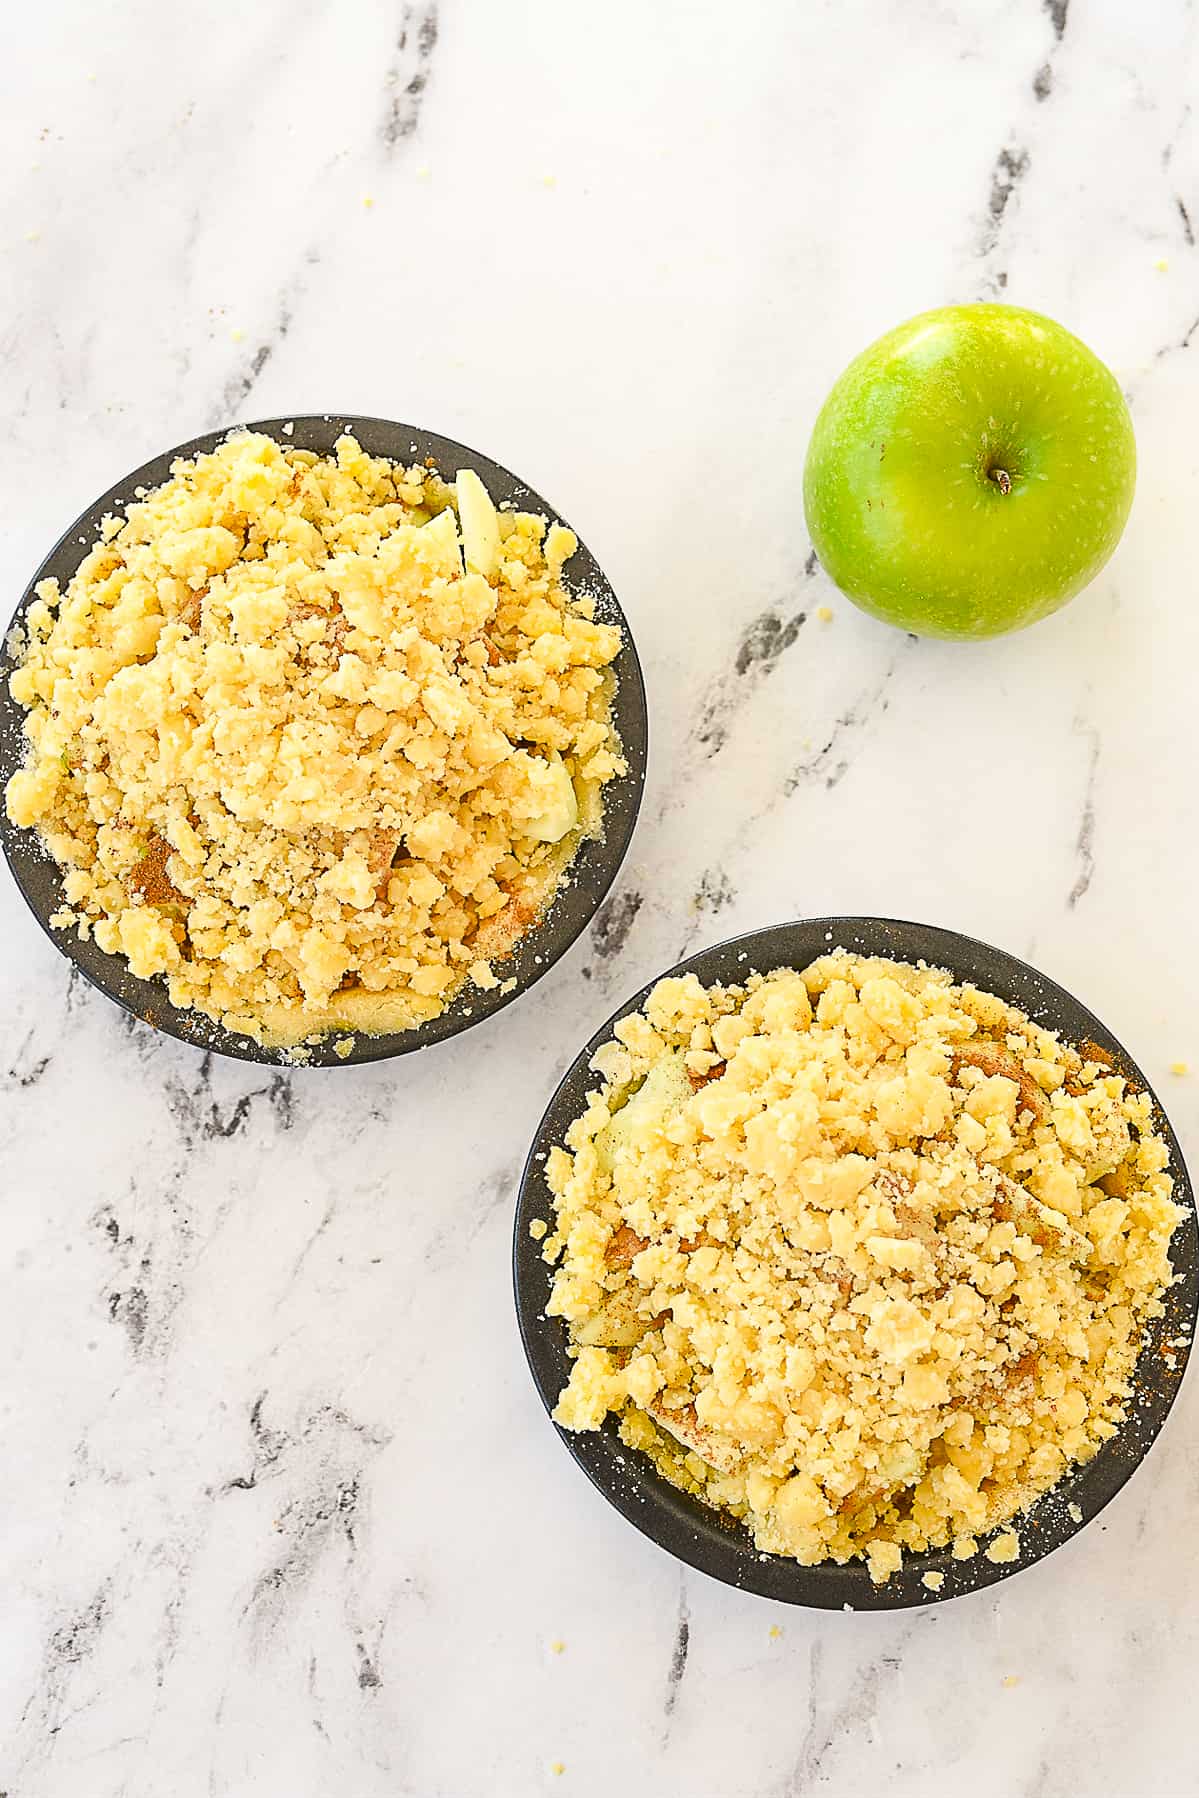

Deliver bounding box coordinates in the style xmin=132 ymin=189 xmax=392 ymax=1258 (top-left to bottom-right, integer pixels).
xmin=802 ymin=304 xmax=1136 ymax=640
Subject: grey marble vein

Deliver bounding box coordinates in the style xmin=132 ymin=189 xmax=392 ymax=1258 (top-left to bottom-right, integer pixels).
xmin=586 ymin=884 xmax=645 ymax=966
xmin=1044 ymin=0 xmax=1070 ymax=42
xmin=981 ymin=145 xmax=1032 ymax=266
xmin=1068 ymin=722 xmax=1101 ymax=910
xmin=660 ymin=1571 xmax=691 ymax=1741
xmin=782 ymin=1645 xmax=902 ymax=1797
xmin=382 ymin=3 xmax=440 ymax=150
xmin=688 ymin=554 xmax=819 ymax=763
xmin=4 ymin=3 xmax=1199 ymax=1795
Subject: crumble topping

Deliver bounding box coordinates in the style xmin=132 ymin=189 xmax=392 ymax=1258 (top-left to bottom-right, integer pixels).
xmin=5 ymin=432 xmax=624 ymax=1043
xmin=541 ymin=951 xmax=1181 ymax=1580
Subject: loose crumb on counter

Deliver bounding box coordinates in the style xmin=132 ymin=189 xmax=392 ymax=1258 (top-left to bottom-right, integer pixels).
xmin=541 ymin=951 xmax=1181 ymax=1581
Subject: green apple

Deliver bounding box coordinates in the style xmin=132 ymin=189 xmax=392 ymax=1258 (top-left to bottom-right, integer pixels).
xmin=802 ymin=304 xmax=1136 ymax=640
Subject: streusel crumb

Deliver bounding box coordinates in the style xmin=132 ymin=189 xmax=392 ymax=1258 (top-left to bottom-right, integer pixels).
xmin=543 ymin=952 xmax=1180 ymax=1580
xmin=5 ymin=432 xmax=624 ymax=1042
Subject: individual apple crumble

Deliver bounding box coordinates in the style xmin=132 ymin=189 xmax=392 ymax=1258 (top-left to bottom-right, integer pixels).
xmin=5 ymin=431 xmax=625 ymax=1043
xmin=541 ymin=952 xmax=1182 ymax=1582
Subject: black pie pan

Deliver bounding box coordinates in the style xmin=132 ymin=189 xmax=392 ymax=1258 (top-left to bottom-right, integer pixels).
xmin=514 ymin=916 xmax=1197 ymax=1609
xmin=0 ymin=416 xmax=648 ymax=1065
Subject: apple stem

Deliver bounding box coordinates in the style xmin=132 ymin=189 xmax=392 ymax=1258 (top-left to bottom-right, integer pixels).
xmin=990 ymin=467 xmax=1012 ymax=495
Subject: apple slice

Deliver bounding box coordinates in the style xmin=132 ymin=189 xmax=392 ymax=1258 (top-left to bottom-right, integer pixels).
xmin=523 ymin=753 xmax=579 ymax=844
xmin=597 ymin=1052 xmax=693 ymax=1172
xmin=456 ymin=468 xmax=500 ymax=580
xmin=418 ymin=505 xmax=463 ymax=575
xmin=645 ymin=1396 xmax=745 ymax=1475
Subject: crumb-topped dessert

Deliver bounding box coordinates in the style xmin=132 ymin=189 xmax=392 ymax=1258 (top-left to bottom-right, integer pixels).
xmin=5 ymin=431 xmax=625 ymax=1044
xmin=539 ymin=952 xmax=1181 ymax=1581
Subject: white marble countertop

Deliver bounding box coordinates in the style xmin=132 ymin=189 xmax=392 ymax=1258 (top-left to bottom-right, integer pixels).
xmin=4 ymin=2 xmax=1199 ymax=1794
